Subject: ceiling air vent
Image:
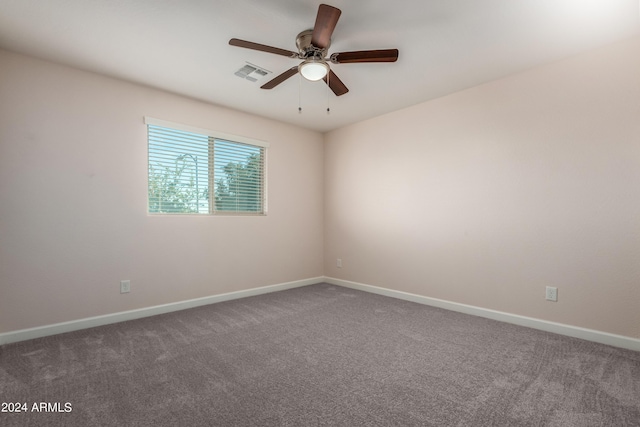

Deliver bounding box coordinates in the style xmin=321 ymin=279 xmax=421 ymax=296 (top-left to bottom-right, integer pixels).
xmin=234 ymin=62 xmax=271 ymax=82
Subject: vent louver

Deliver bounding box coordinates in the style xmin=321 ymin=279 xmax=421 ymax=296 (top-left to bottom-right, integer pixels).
xmin=234 ymin=63 xmax=271 ymax=82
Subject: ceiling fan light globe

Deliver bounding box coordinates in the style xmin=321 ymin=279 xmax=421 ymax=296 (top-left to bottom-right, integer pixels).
xmin=299 ymin=60 xmax=329 ymax=81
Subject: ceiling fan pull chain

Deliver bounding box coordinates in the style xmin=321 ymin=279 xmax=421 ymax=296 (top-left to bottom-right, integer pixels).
xmin=326 ymin=71 xmax=331 ymax=115
xmin=298 ymin=73 xmax=302 ymax=114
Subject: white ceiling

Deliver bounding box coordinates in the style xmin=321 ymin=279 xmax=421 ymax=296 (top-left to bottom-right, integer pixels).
xmin=0 ymin=0 xmax=638 ymax=132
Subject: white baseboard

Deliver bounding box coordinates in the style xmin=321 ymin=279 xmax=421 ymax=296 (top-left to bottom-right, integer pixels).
xmin=325 ymin=277 xmax=640 ymax=352
xmin=4 ymin=276 xmax=639 ymax=352
xmin=0 ymin=277 xmax=323 ymax=346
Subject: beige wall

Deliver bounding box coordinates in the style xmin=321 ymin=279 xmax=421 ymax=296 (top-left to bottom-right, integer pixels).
xmin=2 ymin=36 xmax=639 ymax=341
xmin=324 ymin=36 xmax=640 ymax=339
xmin=0 ymin=49 xmax=324 ymax=333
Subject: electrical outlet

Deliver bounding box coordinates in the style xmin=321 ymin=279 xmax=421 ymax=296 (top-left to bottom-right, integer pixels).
xmin=120 ymin=280 xmax=131 ymax=294
xmin=337 ymin=258 xmax=342 ymax=268
xmin=545 ymin=286 xmax=557 ymax=302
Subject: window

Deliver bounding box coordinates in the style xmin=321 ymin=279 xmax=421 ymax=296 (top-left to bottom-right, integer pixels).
xmin=145 ymin=117 xmax=267 ymax=215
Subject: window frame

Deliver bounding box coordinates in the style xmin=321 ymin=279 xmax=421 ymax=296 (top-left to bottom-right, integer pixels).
xmin=145 ymin=116 xmax=268 ymax=216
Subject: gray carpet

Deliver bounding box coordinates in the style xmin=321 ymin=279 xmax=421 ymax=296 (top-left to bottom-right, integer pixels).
xmin=1 ymin=283 xmax=639 ymax=426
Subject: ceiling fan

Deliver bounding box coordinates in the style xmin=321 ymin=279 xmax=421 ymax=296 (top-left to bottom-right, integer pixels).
xmin=229 ymin=3 xmax=399 ymax=96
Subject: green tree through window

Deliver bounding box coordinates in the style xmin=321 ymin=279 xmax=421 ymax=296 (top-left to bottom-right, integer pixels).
xmin=214 ymin=146 xmax=263 ymax=212
xmin=148 ymin=156 xmax=207 ymax=213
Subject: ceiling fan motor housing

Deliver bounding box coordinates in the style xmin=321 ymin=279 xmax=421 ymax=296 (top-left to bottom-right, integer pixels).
xmin=296 ymin=29 xmax=329 ymax=59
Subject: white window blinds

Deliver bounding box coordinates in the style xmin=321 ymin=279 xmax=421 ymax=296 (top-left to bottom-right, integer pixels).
xmin=145 ymin=117 xmax=267 ymax=215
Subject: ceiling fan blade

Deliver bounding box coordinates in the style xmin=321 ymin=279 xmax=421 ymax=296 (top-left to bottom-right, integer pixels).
xmin=229 ymin=38 xmax=298 ymax=58
xmin=323 ymin=70 xmax=349 ymax=96
xmin=261 ymin=67 xmax=299 ymax=89
xmin=331 ymin=49 xmax=399 ymax=63
xmin=311 ymin=4 xmax=341 ymax=49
